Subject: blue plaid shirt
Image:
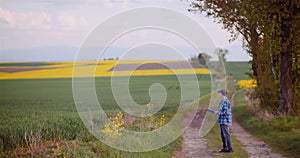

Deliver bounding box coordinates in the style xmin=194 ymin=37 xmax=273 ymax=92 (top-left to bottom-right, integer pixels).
xmin=217 ymin=97 xmax=232 ymax=126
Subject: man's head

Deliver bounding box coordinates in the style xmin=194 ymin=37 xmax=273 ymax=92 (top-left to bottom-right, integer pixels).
xmin=218 ymin=89 xmax=227 ymax=97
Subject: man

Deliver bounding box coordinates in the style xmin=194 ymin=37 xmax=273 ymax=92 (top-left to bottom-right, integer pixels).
xmin=214 ymin=89 xmax=233 ymax=153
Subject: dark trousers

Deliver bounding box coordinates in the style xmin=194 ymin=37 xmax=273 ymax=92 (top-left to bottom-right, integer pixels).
xmin=220 ymin=124 xmax=232 ymax=150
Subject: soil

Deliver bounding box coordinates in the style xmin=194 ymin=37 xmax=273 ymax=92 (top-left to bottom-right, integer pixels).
xmin=172 ymin=107 xmax=213 ymax=158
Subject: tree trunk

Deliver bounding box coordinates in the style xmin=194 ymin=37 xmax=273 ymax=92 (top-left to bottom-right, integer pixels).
xmin=249 ymin=27 xmax=260 ymax=79
xmin=278 ymin=51 xmax=293 ymax=115
xmin=278 ymin=13 xmax=294 ymax=115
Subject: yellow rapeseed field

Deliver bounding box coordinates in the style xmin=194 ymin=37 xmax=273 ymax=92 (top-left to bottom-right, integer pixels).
xmin=237 ymin=79 xmax=257 ymax=88
xmin=0 ymin=60 xmax=211 ymax=80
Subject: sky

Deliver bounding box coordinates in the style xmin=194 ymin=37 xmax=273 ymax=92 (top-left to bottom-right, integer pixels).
xmin=0 ymin=0 xmax=251 ymax=62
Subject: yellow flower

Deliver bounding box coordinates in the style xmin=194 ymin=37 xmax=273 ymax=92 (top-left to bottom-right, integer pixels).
xmin=148 ymin=116 xmax=155 ymax=123
xmin=102 ymin=111 xmax=124 ymax=139
xmin=0 ymin=60 xmax=211 ymax=80
xmin=155 ymin=114 xmax=166 ymax=128
xmin=237 ymin=79 xmax=257 ymax=88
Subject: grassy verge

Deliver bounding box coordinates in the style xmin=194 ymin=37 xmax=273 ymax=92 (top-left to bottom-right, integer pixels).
xmin=73 ymin=137 xmax=182 ymax=158
xmin=2 ymin=138 xmax=182 ymax=157
xmin=234 ymin=90 xmax=300 ymax=157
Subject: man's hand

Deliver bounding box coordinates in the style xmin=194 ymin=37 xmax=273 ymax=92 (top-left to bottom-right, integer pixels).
xmin=214 ymin=111 xmax=218 ymax=115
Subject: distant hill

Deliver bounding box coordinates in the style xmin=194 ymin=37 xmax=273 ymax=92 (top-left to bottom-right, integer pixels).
xmin=0 ymin=46 xmax=78 ymax=62
xmin=0 ymin=45 xmax=251 ymax=62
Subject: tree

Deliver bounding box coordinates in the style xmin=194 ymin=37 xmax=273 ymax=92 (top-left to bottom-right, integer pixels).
xmin=198 ymin=52 xmax=212 ymax=68
xmin=190 ymin=52 xmax=212 ymax=68
xmin=215 ymin=48 xmax=228 ymax=63
xmin=189 ymin=0 xmax=300 ymax=116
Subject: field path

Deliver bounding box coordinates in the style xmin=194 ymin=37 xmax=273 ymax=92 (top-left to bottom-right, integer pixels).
xmin=172 ymin=91 xmax=284 ymax=158
xmin=230 ymin=92 xmax=285 ymax=158
xmin=172 ymin=107 xmax=213 ymax=158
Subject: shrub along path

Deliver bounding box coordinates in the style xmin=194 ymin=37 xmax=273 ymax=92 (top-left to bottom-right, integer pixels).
xmin=230 ymin=92 xmax=284 ymax=158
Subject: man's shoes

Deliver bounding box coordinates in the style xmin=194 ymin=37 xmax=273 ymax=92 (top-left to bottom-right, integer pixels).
xmin=218 ymin=148 xmax=227 ymax=153
xmin=218 ymin=148 xmax=234 ymax=153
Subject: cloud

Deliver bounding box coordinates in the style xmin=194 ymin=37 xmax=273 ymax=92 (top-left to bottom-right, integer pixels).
xmin=122 ymin=0 xmax=129 ymax=9
xmin=0 ymin=8 xmax=89 ymax=30
xmin=0 ymin=8 xmax=51 ymax=30
xmin=56 ymin=12 xmax=89 ymax=28
xmin=104 ymin=0 xmax=113 ymax=7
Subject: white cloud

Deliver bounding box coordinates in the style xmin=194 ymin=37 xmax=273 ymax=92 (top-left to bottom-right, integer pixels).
xmin=104 ymin=0 xmax=113 ymax=7
xmin=0 ymin=8 xmax=51 ymax=29
xmin=0 ymin=8 xmax=89 ymax=30
xmin=56 ymin=12 xmax=89 ymax=28
xmin=122 ymin=0 xmax=129 ymax=9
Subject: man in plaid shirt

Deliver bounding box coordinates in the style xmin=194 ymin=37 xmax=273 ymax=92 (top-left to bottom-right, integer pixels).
xmin=214 ymin=89 xmax=233 ymax=153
